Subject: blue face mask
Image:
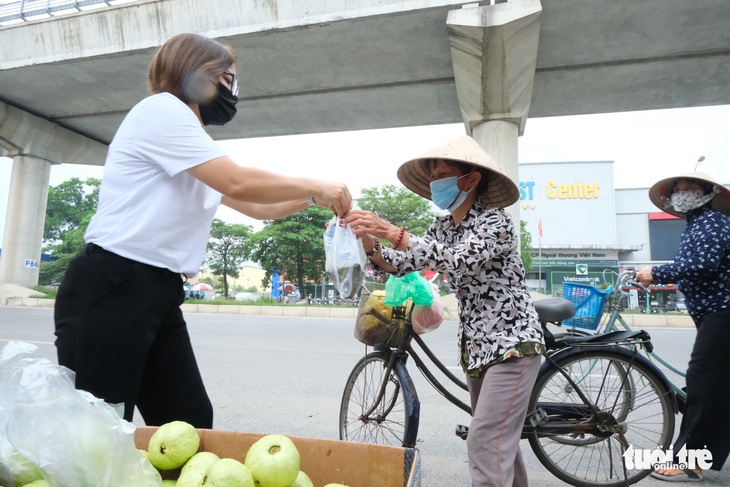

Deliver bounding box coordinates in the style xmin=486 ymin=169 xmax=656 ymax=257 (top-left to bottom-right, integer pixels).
xmin=430 ymin=172 xmax=472 ymax=211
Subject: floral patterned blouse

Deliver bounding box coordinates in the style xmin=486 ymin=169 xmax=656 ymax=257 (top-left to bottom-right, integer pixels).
xmin=652 ymin=207 xmax=730 ymax=324
xmin=378 ymin=200 xmax=544 ymax=376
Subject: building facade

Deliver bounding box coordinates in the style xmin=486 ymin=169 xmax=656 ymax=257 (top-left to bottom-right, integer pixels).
xmin=519 ymin=161 xmax=726 ymax=304
xmin=520 ymin=161 xmax=628 ymax=293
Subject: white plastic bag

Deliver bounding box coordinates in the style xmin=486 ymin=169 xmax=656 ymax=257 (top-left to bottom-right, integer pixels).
xmin=411 ymin=283 xmax=444 ymax=334
xmin=323 ymin=215 xmax=366 ymax=299
xmin=0 ymin=341 xmax=162 ymax=487
xmin=0 ymin=342 xmax=47 ymax=487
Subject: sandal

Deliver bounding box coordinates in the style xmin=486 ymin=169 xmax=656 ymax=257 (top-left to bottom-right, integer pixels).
xmin=650 ymin=469 xmax=703 ymax=482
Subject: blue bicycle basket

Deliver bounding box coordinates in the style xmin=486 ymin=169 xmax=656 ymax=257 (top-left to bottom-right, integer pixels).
xmin=561 ymin=282 xmax=611 ymax=330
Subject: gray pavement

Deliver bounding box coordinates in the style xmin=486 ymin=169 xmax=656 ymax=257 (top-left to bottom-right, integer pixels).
xmin=1 ymin=306 xmax=727 ymax=486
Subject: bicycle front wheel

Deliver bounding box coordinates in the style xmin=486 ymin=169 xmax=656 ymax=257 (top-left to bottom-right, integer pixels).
xmin=339 ymin=351 xmax=420 ymax=447
xmin=528 ymin=347 xmax=675 ymax=487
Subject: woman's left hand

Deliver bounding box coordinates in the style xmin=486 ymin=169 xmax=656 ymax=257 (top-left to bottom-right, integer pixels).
xmin=635 ymin=266 xmax=653 ymax=287
xmin=344 ymin=210 xmax=394 ymax=240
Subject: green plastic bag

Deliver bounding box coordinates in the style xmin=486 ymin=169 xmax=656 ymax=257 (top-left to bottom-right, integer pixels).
xmin=383 ymin=273 xmax=434 ymax=307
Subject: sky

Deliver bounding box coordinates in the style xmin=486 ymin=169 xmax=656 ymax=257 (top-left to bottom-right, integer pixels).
xmin=1 ymin=104 xmax=729 ymax=243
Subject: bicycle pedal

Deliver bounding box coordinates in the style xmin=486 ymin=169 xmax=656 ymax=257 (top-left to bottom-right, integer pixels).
xmin=529 ymin=408 xmax=548 ymax=428
xmin=455 ymin=424 xmax=469 ymax=440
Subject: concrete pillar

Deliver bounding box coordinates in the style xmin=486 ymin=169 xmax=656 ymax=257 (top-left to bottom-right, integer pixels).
xmin=471 ymin=120 xmax=520 ymax=224
xmin=0 ymin=101 xmax=107 ymax=290
xmin=447 ymin=0 xmax=542 ymax=226
xmin=0 ymin=155 xmax=52 ymax=287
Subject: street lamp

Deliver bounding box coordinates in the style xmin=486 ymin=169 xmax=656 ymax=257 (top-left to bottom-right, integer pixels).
xmin=695 ymin=155 xmax=705 ymax=171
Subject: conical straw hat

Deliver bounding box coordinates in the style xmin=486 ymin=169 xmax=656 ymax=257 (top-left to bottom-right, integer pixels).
xmin=396 ymin=136 xmax=519 ymax=208
xmin=648 ymin=171 xmax=730 ymax=218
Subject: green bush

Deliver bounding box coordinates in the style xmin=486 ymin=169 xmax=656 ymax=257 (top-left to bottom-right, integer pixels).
xmin=32 ymin=286 xmax=57 ymax=299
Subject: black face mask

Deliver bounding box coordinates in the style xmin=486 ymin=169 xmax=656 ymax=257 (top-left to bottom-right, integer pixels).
xmin=199 ymin=83 xmax=238 ymax=126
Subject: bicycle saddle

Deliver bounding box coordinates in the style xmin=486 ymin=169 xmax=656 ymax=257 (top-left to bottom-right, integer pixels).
xmin=533 ymin=297 xmax=575 ymax=323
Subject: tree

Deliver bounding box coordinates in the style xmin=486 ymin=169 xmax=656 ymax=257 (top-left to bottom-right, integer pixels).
xmin=249 ymin=206 xmax=332 ymax=293
xmin=43 ymin=177 xmax=100 ymax=245
xmin=39 ymin=178 xmax=100 ymax=285
xmin=520 ymin=219 xmax=534 ymax=273
xmin=357 ymin=184 xmax=437 ymax=239
xmin=204 ymin=219 xmax=253 ymax=298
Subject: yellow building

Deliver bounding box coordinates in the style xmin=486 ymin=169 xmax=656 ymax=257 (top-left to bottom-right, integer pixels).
xmin=194 ymin=264 xmax=270 ymax=293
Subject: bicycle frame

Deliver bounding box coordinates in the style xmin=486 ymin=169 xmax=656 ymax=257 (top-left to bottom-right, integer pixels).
xmin=523 ymin=334 xmax=677 ymax=433
xmin=367 ymin=305 xmax=669 ymax=442
xmin=407 ymin=331 xmax=471 ymax=415
xmin=602 ymin=307 xmax=688 ymax=378
xmin=343 ymin=293 xmax=679 ymax=486
xmin=571 ymin=270 xmax=688 ymax=404
xmin=366 ymin=305 xmax=471 ymax=421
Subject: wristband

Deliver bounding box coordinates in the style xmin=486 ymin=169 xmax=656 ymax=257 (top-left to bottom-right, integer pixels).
xmin=393 ymin=227 xmax=405 ymax=250
xmin=366 ymin=239 xmax=381 ymax=257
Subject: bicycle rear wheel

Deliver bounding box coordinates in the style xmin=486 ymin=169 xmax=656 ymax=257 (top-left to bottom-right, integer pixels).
xmin=339 ymin=351 xmax=420 ymax=447
xmin=528 ymin=347 xmax=675 ymax=487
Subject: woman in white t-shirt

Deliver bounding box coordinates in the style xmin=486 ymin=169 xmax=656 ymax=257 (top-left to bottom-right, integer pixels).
xmin=53 ymin=33 xmax=352 ymax=428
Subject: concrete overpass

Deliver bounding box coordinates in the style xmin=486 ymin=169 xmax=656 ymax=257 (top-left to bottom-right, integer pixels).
xmin=2 ymin=0 xmax=730 ymax=286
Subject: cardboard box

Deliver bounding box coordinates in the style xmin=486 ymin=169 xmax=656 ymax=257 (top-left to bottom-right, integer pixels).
xmin=135 ymin=427 xmax=421 ymax=487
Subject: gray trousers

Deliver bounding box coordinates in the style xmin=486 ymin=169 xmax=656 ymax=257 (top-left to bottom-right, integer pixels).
xmin=466 ymin=355 xmax=541 ymax=487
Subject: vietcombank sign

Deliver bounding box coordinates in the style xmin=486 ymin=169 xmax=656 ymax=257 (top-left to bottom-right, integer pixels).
xmin=528 ymin=250 xmax=619 ymax=293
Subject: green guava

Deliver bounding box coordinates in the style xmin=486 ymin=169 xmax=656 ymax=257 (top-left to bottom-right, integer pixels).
xmin=290 ymin=470 xmax=314 ymax=487
xmin=20 ymin=480 xmax=51 ymax=487
xmin=162 ymin=481 xmax=178 ymax=486
xmin=177 ymin=451 xmax=220 ymax=487
xmin=244 ymin=434 xmax=300 ymax=487
xmin=0 ymin=450 xmax=44 ymax=486
xmin=201 ymin=458 xmax=254 ymax=487
xmin=147 ymin=421 xmax=200 ymax=470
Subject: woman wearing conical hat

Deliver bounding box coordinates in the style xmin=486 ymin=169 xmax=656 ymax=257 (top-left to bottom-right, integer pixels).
xmin=345 ymin=135 xmax=543 ymax=487
xmin=637 ymin=172 xmax=730 ymax=482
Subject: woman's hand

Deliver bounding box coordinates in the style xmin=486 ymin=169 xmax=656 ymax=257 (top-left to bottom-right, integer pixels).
xmin=635 ymin=266 xmax=653 ymax=287
xmin=345 ymin=210 xmax=394 ymax=240
xmin=314 ymin=182 xmax=352 ymax=216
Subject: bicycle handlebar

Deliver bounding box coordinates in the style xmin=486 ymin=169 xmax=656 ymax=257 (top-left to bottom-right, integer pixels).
xmin=602 ymin=268 xmax=647 ymax=292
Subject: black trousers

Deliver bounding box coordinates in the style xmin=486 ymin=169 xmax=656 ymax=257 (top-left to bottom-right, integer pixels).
xmin=54 ymin=244 xmax=213 ymax=428
xmin=673 ymin=307 xmax=730 ymax=471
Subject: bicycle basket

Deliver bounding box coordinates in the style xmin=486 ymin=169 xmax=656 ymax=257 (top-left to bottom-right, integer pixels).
xmin=561 ymin=282 xmax=610 ymax=330
xmin=355 ymin=282 xmax=404 ymax=346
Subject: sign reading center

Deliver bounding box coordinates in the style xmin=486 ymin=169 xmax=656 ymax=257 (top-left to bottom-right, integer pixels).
xmin=546 ymin=180 xmax=600 ymax=199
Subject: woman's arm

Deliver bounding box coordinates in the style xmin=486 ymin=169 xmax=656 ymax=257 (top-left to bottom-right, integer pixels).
xmin=652 ymin=212 xmax=730 ymax=283
xmin=345 ymin=210 xmax=409 ymax=250
xmin=365 ymin=240 xmax=398 ymax=274
xmin=350 ymin=208 xmax=514 ymax=278
xmin=187 ymin=156 xmax=352 ymax=215
xmin=222 ymin=196 xmax=313 ymax=220
xmin=345 ymin=210 xmax=407 ymax=274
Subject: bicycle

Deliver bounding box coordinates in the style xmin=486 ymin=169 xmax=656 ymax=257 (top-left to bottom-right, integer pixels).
xmin=339 ymin=282 xmax=677 ymax=487
xmin=558 ymin=269 xmax=688 ymax=412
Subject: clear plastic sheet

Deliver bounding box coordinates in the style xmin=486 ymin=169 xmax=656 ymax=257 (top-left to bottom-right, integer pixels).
xmin=0 ymin=341 xmax=162 ymax=487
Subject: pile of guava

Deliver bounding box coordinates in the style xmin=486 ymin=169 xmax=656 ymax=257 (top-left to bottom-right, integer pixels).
xmin=140 ymin=421 xmax=350 ymax=487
